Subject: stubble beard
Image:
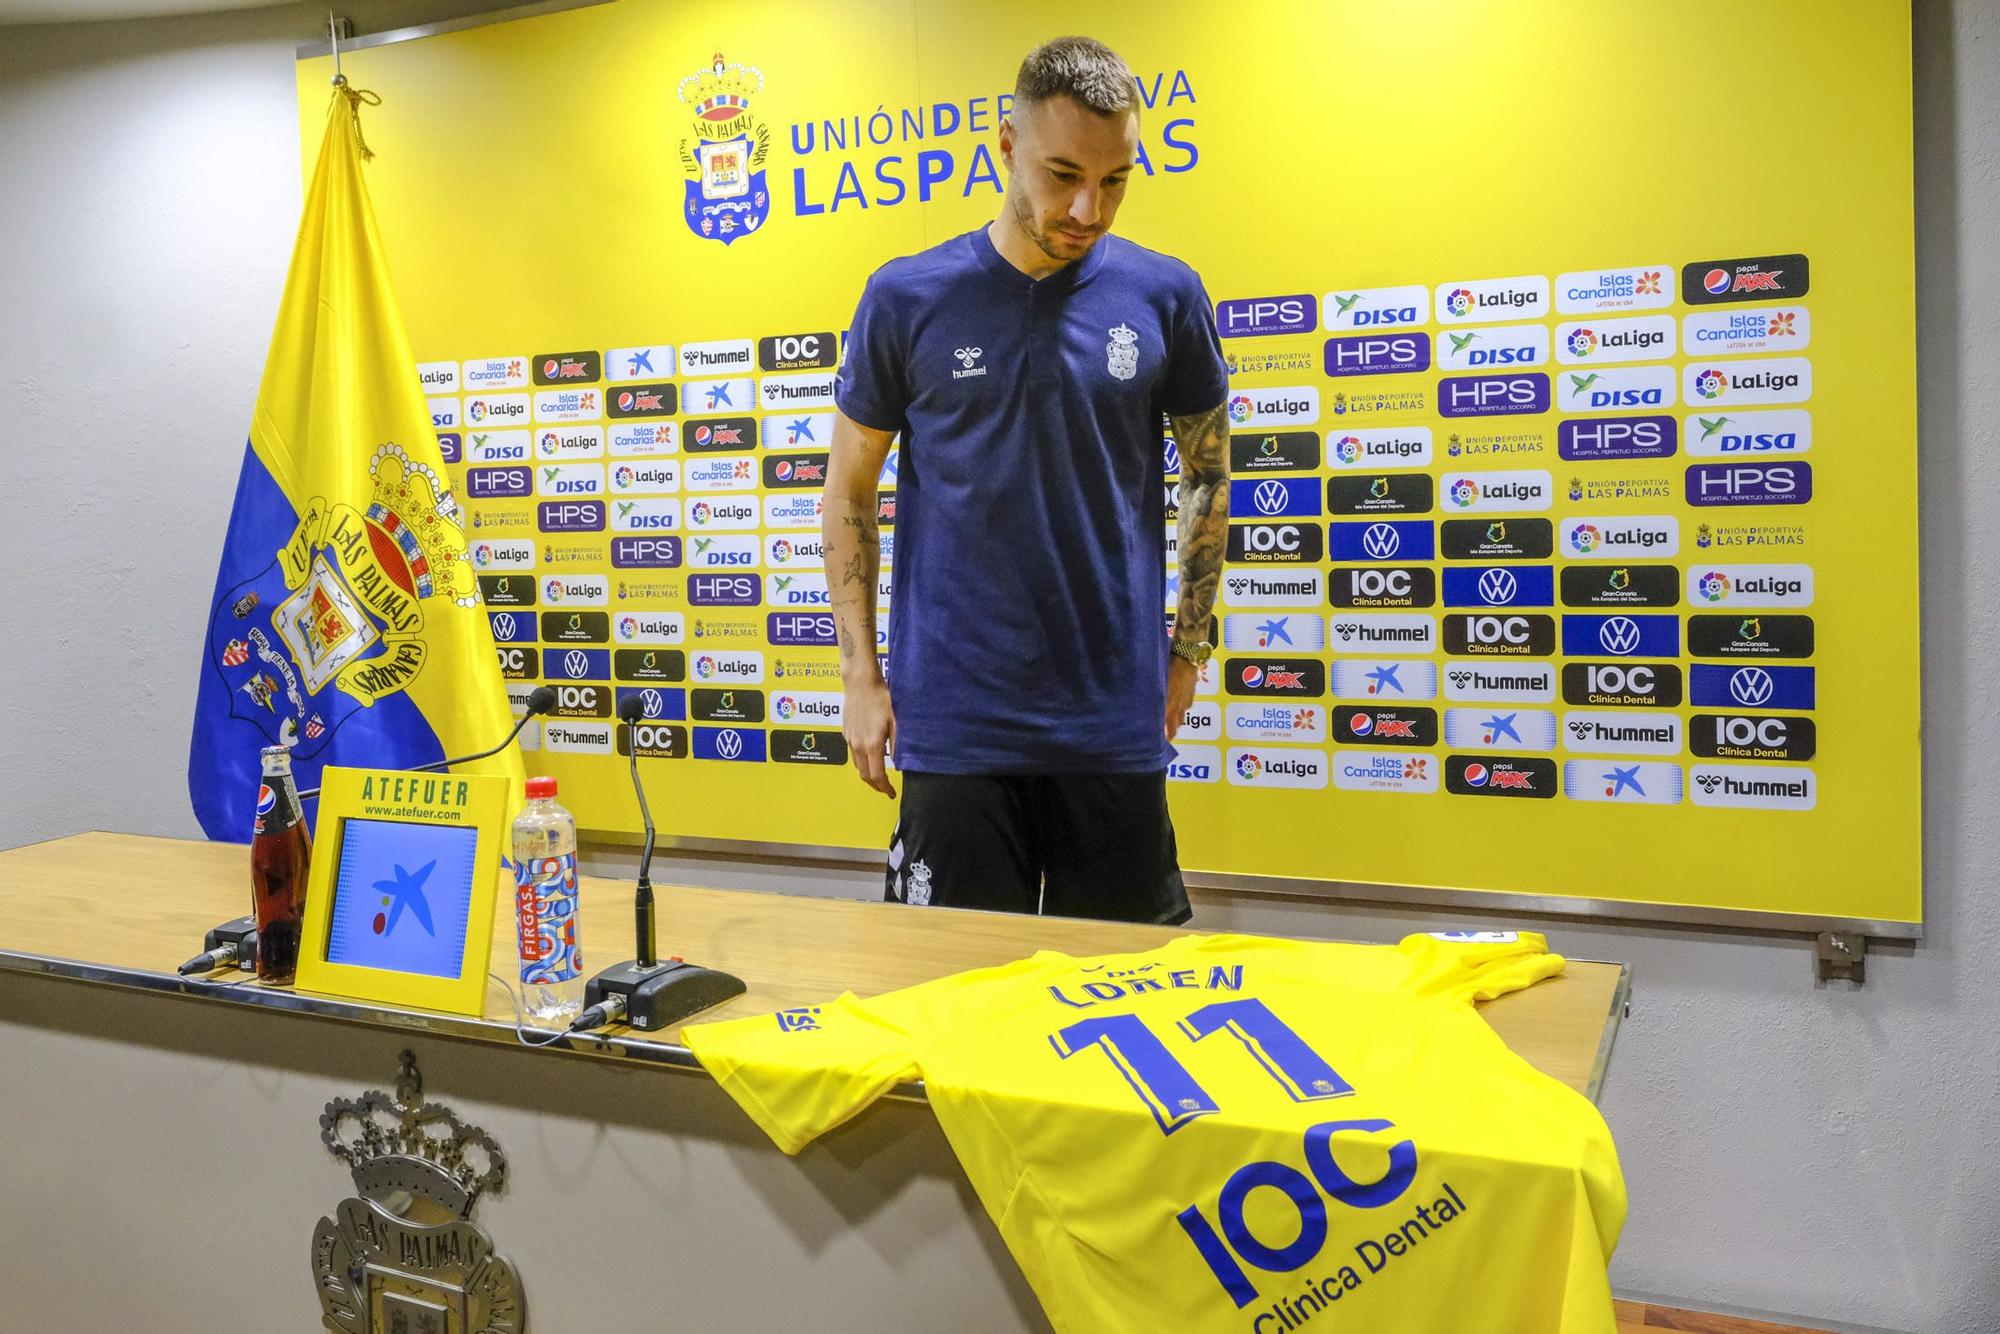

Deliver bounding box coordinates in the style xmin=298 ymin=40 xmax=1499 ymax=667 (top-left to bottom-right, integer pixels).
xmin=1010 ymin=187 xmax=1088 ymax=264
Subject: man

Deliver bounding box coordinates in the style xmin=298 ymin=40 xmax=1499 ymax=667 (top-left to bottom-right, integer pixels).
xmin=823 ymin=36 xmax=1229 ymax=925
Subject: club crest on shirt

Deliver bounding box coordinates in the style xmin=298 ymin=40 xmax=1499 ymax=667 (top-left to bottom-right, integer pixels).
xmin=906 ymin=857 xmax=934 ymax=906
xmin=1107 ymin=323 xmax=1139 ymax=381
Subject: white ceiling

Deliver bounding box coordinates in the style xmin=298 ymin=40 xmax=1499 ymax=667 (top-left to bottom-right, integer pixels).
xmin=0 ymin=0 xmax=280 ymax=24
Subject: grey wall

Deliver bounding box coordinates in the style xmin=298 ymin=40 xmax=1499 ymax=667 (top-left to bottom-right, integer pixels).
xmin=1 ymin=4 xmax=1994 ymax=1331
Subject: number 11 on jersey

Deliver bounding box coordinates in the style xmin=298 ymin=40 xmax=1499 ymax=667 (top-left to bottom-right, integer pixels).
xmin=1050 ymin=997 xmax=1356 ymax=1135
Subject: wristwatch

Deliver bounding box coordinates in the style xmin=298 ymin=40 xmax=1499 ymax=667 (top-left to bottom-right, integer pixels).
xmin=1169 ymin=637 xmax=1213 ymax=668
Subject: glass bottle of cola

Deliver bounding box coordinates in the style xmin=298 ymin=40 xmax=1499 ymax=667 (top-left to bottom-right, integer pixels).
xmin=250 ymin=743 xmax=313 ymax=983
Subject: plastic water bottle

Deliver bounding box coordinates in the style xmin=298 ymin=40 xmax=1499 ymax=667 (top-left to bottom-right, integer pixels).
xmin=510 ymin=776 xmax=584 ymax=1025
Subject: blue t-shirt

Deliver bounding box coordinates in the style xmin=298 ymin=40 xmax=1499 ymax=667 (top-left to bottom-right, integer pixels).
xmin=835 ymin=227 xmax=1228 ymax=774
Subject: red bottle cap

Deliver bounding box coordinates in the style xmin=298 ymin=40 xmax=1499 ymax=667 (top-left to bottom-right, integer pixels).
xmin=526 ymin=776 xmax=557 ymax=799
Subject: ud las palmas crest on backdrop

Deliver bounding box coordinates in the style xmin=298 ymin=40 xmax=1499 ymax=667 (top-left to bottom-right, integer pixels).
xmin=680 ymin=52 xmax=770 ymax=244
xmin=189 ymin=88 xmax=520 ymax=840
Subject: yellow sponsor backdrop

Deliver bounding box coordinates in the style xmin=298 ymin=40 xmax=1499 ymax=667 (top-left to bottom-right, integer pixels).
xmin=298 ymin=0 xmax=1919 ymax=928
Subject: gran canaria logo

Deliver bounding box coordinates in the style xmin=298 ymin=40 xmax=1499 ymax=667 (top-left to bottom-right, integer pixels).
xmin=678 ymin=51 xmax=771 ymax=244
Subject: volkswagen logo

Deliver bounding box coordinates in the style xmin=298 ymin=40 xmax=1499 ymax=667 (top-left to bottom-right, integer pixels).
xmin=716 ymin=728 xmax=744 ymax=760
xmin=1476 ymin=569 xmax=1517 ymax=605
xmin=640 ymin=688 xmax=664 ymax=717
xmin=563 ymin=650 xmax=590 ymax=679
xmin=1730 ymin=667 xmax=1775 ymax=707
xmin=1253 ymin=480 xmax=1290 ymax=516
xmin=1362 ymin=523 xmax=1401 ymax=559
xmin=491 ymin=616 xmax=516 ymax=642
xmin=1599 ymin=616 xmax=1642 ymax=656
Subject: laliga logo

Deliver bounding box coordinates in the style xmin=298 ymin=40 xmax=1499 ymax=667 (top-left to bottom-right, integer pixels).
xmin=1699 ymin=571 xmax=1731 ymax=601
xmin=1235 ymin=753 xmax=1263 ymax=780
xmin=1569 ymin=523 xmax=1601 ymax=555
xmin=473 ymin=544 xmax=492 ymax=567
xmin=1228 ymin=394 xmax=1252 ymax=424
xmin=540 ymin=432 xmax=560 ymax=456
xmin=1445 ymin=288 xmax=1473 ymax=317
xmin=695 ymin=654 xmax=716 ymax=679
xmin=774 ymin=694 xmax=795 ymax=720
xmin=619 ymin=615 xmax=639 ymax=638
xmin=468 ymin=401 xmax=488 ymax=422
xmin=692 ymin=502 xmax=712 ymax=524
xmin=1334 ymin=435 xmax=1362 ymax=464
xmin=1448 ymin=478 xmax=1480 ymax=508
xmin=615 ymin=467 xmax=635 ymax=487
xmin=771 ymin=539 xmax=792 ymax=562
xmin=543 ymin=577 xmax=564 ymax=601
xmin=1694 ymin=369 xmax=1727 ymax=399
xmin=1567 ymin=329 xmax=1599 ymax=357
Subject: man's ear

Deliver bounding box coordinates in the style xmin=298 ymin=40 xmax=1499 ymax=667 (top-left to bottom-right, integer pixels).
xmin=998 ymin=115 xmax=1016 ymax=174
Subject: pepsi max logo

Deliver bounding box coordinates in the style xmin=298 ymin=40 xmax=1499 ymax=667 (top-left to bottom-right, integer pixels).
xmin=608 ymin=383 xmax=678 ymax=418
xmin=1682 ymin=254 xmax=1810 ymax=306
xmin=1224 ymin=658 xmax=1325 ymax=697
xmin=1445 ymin=755 xmax=1557 ymax=798
xmin=255 ymin=784 xmax=275 ymax=816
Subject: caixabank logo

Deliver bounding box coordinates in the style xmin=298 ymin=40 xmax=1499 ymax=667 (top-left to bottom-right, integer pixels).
xmin=678 ymin=52 xmax=771 ymax=243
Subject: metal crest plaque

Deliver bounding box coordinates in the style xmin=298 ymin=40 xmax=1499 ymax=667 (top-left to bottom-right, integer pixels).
xmin=312 ymin=1051 xmax=527 ymax=1333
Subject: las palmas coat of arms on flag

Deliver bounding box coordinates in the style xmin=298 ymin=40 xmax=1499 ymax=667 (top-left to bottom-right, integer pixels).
xmin=189 ymin=88 xmax=522 ymax=840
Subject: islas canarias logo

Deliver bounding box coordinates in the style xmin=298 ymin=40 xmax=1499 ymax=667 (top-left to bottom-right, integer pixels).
xmin=678 ymin=52 xmax=772 ymax=244
xmin=205 ymin=443 xmax=473 ymax=759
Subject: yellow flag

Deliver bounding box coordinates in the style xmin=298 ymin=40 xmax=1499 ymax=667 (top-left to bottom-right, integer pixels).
xmin=190 ymin=89 xmax=523 ymax=838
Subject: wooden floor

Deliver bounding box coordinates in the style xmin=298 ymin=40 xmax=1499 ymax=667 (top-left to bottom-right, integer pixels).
xmin=1616 ymin=1301 xmax=1834 ymax=1333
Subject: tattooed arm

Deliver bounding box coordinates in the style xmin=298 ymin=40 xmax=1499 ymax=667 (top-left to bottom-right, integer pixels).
xmin=824 ymin=406 xmax=898 ymax=795
xmin=1165 ymin=400 xmax=1231 ymax=738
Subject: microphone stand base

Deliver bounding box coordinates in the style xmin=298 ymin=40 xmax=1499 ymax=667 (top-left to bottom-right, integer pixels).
xmin=583 ymin=958 xmax=747 ymax=1032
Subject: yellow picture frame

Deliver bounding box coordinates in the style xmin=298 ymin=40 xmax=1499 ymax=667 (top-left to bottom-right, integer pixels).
xmin=295 ymin=766 xmax=511 ymax=1016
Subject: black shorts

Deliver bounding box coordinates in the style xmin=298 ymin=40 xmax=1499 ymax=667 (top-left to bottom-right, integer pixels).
xmin=884 ymin=771 xmax=1190 ymax=925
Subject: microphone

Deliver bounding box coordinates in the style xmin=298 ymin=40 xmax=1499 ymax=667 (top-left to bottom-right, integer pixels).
xmin=572 ymin=694 xmax=745 ymax=1033
xmin=615 ymin=692 xmax=657 ymax=965
xmin=298 ymin=686 xmax=555 ymax=799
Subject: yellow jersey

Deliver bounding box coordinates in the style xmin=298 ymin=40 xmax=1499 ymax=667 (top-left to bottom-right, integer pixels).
xmin=684 ymin=930 xmax=1625 ymax=1333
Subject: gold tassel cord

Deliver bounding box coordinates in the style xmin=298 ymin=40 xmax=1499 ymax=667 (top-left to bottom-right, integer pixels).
xmin=338 ymin=85 xmax=382 ymax=162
